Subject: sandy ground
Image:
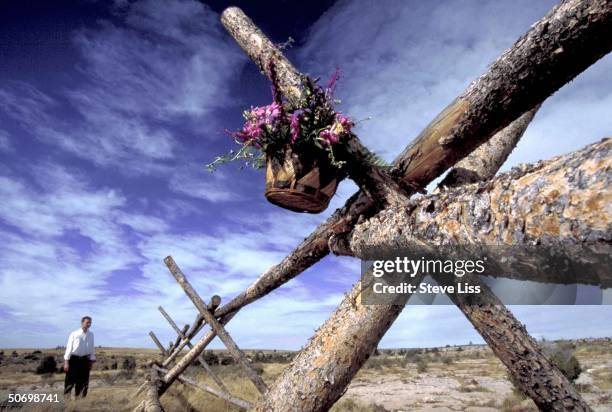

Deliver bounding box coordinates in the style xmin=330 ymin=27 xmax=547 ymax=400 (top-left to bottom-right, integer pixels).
xmin=0 ymin=341 xmax=611 ymax=411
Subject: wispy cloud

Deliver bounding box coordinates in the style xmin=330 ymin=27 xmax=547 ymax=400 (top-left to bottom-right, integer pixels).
xmin=0 ymin=0 xmax=245 ymax=175
xmin=1 ymin=0 xmax=610 ymax=350
xmin=0 ymin=130 xmax=11 ymax=152
xmin=298 ymin=0 xmax=612 ymax=166
xmin=168 ymin=167 xmax=245 ymax=202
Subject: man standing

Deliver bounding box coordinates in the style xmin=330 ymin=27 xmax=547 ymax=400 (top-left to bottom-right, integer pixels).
xmin=63 ymin=316 xmax=96 ymax=398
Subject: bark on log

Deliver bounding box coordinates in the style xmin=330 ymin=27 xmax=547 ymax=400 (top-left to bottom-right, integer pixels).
xmin=164 ymin=256 xmax=268 ymax=395
xmin=435 ymin=274 xmax=591 ymax=411
xmin=153 ymin=366 xmax=252 ymax=411
xmin=344 ymin=138 xmax=612 ymax=287
xmin=430 ymin=110 xmax=591 ymax=411
xmin=137 ymin=368 xmax=165 ymax=412
xmin=251 ymin=277 xmax=421 ymax=412
xmin=392 ymin=0 xmax=612 ymax=189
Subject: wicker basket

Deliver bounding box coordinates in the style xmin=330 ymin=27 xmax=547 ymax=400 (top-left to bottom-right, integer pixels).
xmin=265 ymin=145 xmax=342 ymax=213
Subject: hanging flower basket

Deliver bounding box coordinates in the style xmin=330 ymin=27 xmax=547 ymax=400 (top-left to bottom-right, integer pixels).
xmin=208 ymin=69 xmax=355 ymax=213
xmin=265 ymin=144 xmax=344 ymax=213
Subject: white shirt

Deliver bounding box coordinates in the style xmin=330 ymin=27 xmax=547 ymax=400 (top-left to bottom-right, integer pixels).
xmin=64 ymin=328 xmax=96 ymax=361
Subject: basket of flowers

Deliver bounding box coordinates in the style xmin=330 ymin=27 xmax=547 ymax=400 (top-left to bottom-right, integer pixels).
xmin=208 ymin=71 xmax=353 ymax=213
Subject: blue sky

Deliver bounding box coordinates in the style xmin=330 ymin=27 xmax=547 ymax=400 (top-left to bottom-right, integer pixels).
xmin=0 ymin=0 xmax=611 ymax=349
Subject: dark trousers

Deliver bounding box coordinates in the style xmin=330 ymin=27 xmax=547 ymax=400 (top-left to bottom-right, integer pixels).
xmin=64 ymin=355 xmax=90 ymax=397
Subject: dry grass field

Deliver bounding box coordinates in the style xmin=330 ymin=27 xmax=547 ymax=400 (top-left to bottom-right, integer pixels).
xmin=0 ymin=339 xmax=610 ymax=411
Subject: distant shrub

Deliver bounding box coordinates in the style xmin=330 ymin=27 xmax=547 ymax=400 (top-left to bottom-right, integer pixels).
xmin=416 ymin=358 xmax=428 ymax=373
xmin=252 ymin=363 xmax=264 ymax=375
xmin=442 ymin=356 xmax=454 ymax=365
xmin=253 ymin=351 xmax=265 ymax=362
xmin=545 ymin=342 xmax=581 ymax=382
xmin=220 ymin=357 xmax=235 ymax=366
xmin=203 ymin=350 xmax=219 ymax=365
xmin=36 ymin=356 xmax=57 ymax=374
xmin=403 ymin=349 xmax=421 ymax=363
xmin=508 ymin=342 xmax=582 ymax=397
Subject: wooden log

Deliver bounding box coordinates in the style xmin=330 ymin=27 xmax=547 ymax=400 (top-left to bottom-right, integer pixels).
xmin=251 ymin=278 xmax=419 ymax=412
xmin=157 ymin=306 xmax=228 ymax=391
xmin=391 ymin=0 xmax=612 ymax=189
xmin=339 ymin=139 xmax=612 ymax=287
xmin=159 ymin=312 xmax=238 ymax=396
xmin=153 ymin=366 xmax=252 ymax=411
xmin=136 ymin=368 xmax=165 ymax=412
xmin=148 ymin=332 xmax=166 ymax=356
xmin=438 ymin=106 xmax=540 ymax=188
xmin=156 ymin=142 xmax=609 ymax=396
xmin=435 ymin=274 xmax=591 ymax=411
xmin=253 ymin=135 xmax=610 ymax=412
xmin=169 ymin=325 xmax=187 ymax=351
xmin=216 ymin=0 xmax=612 ymax=317
xmin=164 ymin=256 xmax=268 ymax=395
xmin=161 ymin=297 xmax=219 ymax=367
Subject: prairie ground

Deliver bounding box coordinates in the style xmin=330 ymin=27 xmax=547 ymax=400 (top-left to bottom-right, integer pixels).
xmin=0 ymin=340 xmax=610 ymax=411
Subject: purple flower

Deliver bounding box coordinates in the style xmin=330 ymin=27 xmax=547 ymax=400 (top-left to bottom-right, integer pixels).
xmin=290 ymin=110 xmax=303 ymax=143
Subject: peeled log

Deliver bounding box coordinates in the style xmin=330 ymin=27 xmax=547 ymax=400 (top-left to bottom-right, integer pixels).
xmin=139 ymin=368 xmax=165 ymax=412
xmin=438 ymin=106 xmax=540 ymax=187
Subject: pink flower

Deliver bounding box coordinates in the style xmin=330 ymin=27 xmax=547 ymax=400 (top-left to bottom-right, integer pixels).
xmin=234 ymin=102 xmax=284 ymax=146
xmin=319 ymin=113 xmax=353 ymax=145
xmin=250 ymin=102 xmax=282 ymax=127
xmin=319 ymin=129 xmax=338 ymax=145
